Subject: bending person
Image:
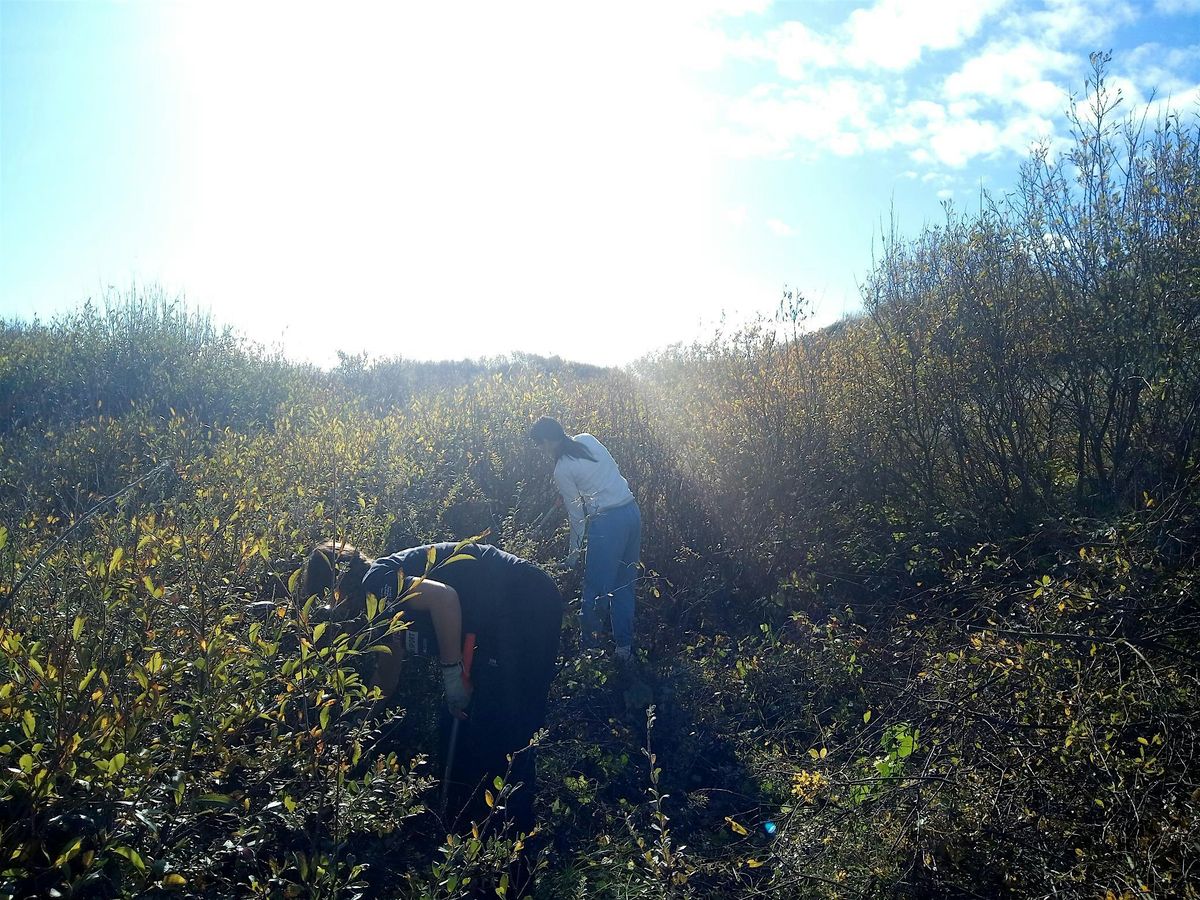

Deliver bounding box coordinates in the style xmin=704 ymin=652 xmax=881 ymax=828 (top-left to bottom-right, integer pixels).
xmin=528 ymin=416 xmax=641 ymax=660
xmin=301 ymin=540 xmax=563 ymax=835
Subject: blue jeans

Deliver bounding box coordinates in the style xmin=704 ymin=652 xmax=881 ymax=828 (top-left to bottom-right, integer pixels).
xmin=581 ymin=500 xmax=641 ymax=651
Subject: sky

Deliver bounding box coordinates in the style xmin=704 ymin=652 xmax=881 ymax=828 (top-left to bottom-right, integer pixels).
xmin=2 ymin=0 xmax=1199 ymax=367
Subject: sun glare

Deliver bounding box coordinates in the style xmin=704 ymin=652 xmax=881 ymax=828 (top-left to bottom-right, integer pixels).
xmin=165 ymin=3 xmax=743 ymax=365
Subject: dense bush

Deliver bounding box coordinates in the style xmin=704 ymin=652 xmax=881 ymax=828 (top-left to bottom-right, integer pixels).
xmin=1 ymin=59 xmax=1197 ymax=898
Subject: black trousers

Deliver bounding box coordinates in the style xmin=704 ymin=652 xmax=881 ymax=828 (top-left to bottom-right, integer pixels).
xmin=445 ymin=565 xmax=562 ymax=835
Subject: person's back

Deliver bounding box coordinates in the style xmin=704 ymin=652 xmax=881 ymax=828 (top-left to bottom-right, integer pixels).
xmin=553 ymin=433 xmax=633 ymax=515
xmin=365 ymin=542 xmax=562 ymax=835
xmin=364 ymin=542 xmax=534 ymax=637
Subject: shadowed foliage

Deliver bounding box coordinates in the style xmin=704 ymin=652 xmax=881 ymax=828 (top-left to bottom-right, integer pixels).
xmin=1 ymin=60 xmax=1197 ymax=898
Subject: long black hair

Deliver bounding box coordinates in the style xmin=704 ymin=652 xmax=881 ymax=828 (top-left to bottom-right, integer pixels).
xmin=300 ymin=540 xmax=374 ymax=620
xmin=528 ymin=416 xmax=597 ymax=462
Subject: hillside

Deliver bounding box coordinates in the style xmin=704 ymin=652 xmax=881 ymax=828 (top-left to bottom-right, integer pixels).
xmin=1 ymin=72 xmax=1198 ymax=899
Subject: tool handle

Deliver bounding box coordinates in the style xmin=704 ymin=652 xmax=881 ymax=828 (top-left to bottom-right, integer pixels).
xmin=461 ymin=633 xmax=476 ymax=691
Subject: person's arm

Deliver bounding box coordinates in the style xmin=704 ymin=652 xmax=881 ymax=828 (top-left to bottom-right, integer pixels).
xmin=554 ymin=462 xmax=586 ymax=554
xmin=404 ymin=578 xmax=471 ymax=717
xmin=403 ymin=579 xmax=462 ymax=666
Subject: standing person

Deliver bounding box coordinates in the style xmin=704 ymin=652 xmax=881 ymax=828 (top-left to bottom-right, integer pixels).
xmin=528 ymin=416 xmax=641 ymax=661
xmin=301 ymin=540 xmax=563 ymax=837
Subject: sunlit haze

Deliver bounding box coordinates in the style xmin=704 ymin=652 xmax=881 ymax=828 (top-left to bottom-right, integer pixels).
xmin=3 ymin=1 xmax=1199 ymax=366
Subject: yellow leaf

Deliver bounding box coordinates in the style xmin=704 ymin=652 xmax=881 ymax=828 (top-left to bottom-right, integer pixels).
xmin=163 ymin=873 xmax=187 ymax=888
xmin=863 ymin=710 xmax=872 ymax=723
xmin=485 ymin=789 xmax=494 ymax=808
xmin=54 ymin=836 xmax=84 ymax=867
xmin=725 ymin=816 xmax=748 ymax=836
xmin=746 ymin=858 xmax=764 ymax=868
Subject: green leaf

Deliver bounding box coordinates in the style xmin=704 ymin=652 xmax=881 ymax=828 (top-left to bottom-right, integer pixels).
xmin=114 ymin=845 xmax=146 ymax=874
xmin=109 ymin=547 xmax=124 ymax=575
xmin=109 ymin=752 xmax=127 ymax=773
xmin=426 ymin=545 xmax=437 ymax=572
xmin=0 ymin=525 xmax=7 ymax=550
xmin=863 ymin=709 xmax=872 ymax=723
xmin=288 ymin=568 xmax=302 ymax=595
xmin=54 ymin=836 xmax=85 ymax=867
xmin=72 ymin=616 xmax=86 ymax=641
xmin=313 ymin=622 xmax=327 ymax=644
xmin=195 ymin=793 xmax=234 ymax=807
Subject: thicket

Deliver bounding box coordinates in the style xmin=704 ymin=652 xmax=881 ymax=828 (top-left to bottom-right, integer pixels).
xmin=1 ymin=59 xmax=1197 ymax=898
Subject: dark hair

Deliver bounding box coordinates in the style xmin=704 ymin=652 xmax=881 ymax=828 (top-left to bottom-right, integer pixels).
xmin=528 ymin=416 xmax=596 ymax=462
xmin=300 ymin=540 xmax=374 ymax=621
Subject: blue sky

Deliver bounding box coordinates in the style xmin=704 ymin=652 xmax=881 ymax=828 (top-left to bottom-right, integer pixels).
xmin=2 ymin=1 xmax=1199 ymax=366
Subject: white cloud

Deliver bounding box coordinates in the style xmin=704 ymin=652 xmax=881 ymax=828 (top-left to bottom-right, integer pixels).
xmin=943 ymin=41 xmax=1075 ymax=110
xmin=948 ymin=98 xmax=983 ymax=118
xmin=1126 ymin=43 xmax=1200 ymax=96
xmin=700 ymin=0 xmax=775 ymax=16
xmin=728 ymin=205 xmax=750 ymax=228
xmin=843 ymin=0 xmax=1010 ymax=71
xmin=769 ymin=22 xmax=840 ymax=79
xmin=757 ymin=0 xmax=1009 ymax=77
xmin=926 ymin=118 xmax=1001 ymax=167
xmin=767 ymin=218 xmax=795 ymax=236
xmin=995 ymin=112 xmax=1057 ymax=155
xmin=720 ymin=78 xmax=889 ymax=159
xmin=1018 ymin=0 xmax=1139 ymax=44
xmin=937 ymin=188 xmax=954 ymax=199
xmin=703 ymin=0 xmax=1200 ymax=178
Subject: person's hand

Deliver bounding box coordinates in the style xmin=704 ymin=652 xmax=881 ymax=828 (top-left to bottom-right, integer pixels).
xmin=441 ymin=661 xmax=471 ymax=718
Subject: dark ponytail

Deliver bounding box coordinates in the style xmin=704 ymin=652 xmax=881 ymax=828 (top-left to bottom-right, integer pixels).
xmin=301 ymin=540 xmax=373 ymax=621
xmin=558 ymin=439 xmax=597 ymax=462
xmin=528 ymin=416 xmax=597 ymax=463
